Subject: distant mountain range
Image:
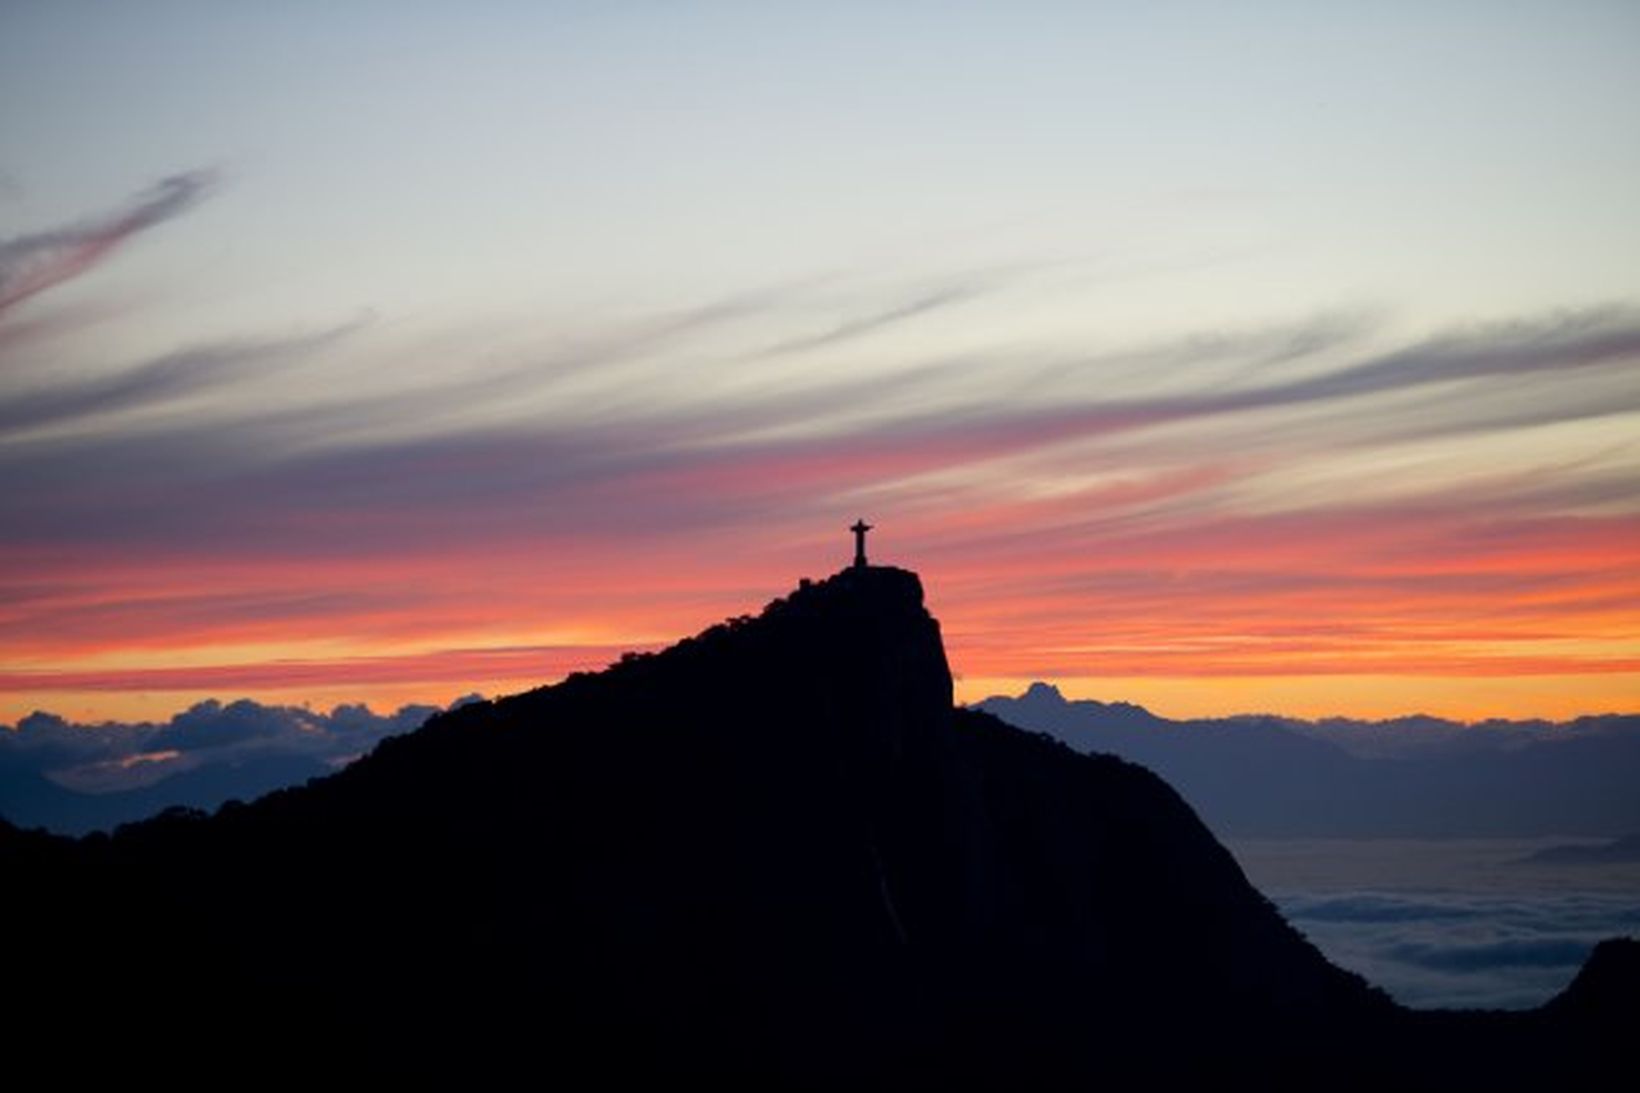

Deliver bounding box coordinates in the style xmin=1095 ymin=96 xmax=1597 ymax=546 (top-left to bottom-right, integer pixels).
xmin=976 ymin=683 xmax=1640 ymax=838
xmin=3 ymin=566 xmax=1634 ymax=1084
xmin=9 ymin=674 xmax=1636 ymax=843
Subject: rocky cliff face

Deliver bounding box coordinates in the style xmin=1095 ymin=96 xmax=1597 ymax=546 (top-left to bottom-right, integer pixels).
xmin=2 ymin=566 xmax=1631 ymax=1087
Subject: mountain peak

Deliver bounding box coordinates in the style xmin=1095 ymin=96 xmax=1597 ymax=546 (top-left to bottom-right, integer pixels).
xmin=576 ymin=561 xmax=951 ymax=767
xmin=768 ymin=563 xmax=931 ymax=623
xmin=1022 ymin=680 xmax=1066 ymax=704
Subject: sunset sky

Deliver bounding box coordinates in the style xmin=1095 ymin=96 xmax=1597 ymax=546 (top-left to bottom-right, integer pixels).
xmin=2 ymin=2 xmax=1637 ymax=724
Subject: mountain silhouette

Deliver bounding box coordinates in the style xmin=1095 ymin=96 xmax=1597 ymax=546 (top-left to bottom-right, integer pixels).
xmin=977 ymin=683 xmax=1640 ymax=837
xmin=3 ymin=566 xmax=1633 ymax=1086
xmin=0 ymin=748 xmax=332 ymax=833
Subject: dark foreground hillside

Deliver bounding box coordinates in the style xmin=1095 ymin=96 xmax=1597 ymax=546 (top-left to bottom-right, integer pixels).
xmin=3 ymin=567 xmax=1633 ymax=1087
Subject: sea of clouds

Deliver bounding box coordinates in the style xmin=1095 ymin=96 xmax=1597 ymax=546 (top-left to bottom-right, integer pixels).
xmin=1230 ymin=837 xmax=1640 ymax=1009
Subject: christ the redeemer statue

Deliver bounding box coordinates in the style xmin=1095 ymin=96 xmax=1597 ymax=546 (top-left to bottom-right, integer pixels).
xmin=851 ymin=519 xmax=872 ymax=568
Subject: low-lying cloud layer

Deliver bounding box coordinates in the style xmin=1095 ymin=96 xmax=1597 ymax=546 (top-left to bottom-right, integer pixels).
xmin=1279 ymin=890 xmax=1640 ymax=1010
xmin=1233 ymin=838 xmax=1640 ymax=1010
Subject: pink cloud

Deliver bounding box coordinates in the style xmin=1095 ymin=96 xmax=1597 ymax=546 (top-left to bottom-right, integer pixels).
xmin=0 ymin=172 xmax=213 ymax=320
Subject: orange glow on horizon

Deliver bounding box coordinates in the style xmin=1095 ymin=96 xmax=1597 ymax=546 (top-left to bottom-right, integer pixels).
xmin=5 ymin=472 xmax=1638 ymax=726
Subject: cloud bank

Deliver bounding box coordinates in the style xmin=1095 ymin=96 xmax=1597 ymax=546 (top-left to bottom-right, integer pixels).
xmin=0 ymin=695 xmax=482 ymax=833
xmin=2 ymin=695 xmax=466 ymax=788
xmin=1278 ymin=889 xmax=1640 ymax=1010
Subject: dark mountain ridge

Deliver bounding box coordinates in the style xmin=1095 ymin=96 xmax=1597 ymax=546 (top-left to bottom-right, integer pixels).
xmin=978 ymin=683 xmax=1640 ymax=837
xmin=3 ymin=566 xmax=1631 ymax=1085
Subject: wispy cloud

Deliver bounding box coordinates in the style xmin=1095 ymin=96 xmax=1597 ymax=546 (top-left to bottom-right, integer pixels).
xmin=751 ymin=284 xmax=982 ymax=359
xmin=0 ymin=317 xmax=362 ymax=436
xmin=0 ymin=644 xmax=636 ymax=694
xmin=882 ymin=307 xmax=1640 ymax=454
xmin=2 ymin=264 xmax=1636 ymax=718
xmin=3 ymin=301 xmax=1636 ymax=568
xmin=0 ymin=171 xmax=214 ymax=321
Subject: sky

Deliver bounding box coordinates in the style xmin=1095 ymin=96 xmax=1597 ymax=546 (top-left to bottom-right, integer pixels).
xmin=2 ymin=2 xmax=1638 ymax=724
